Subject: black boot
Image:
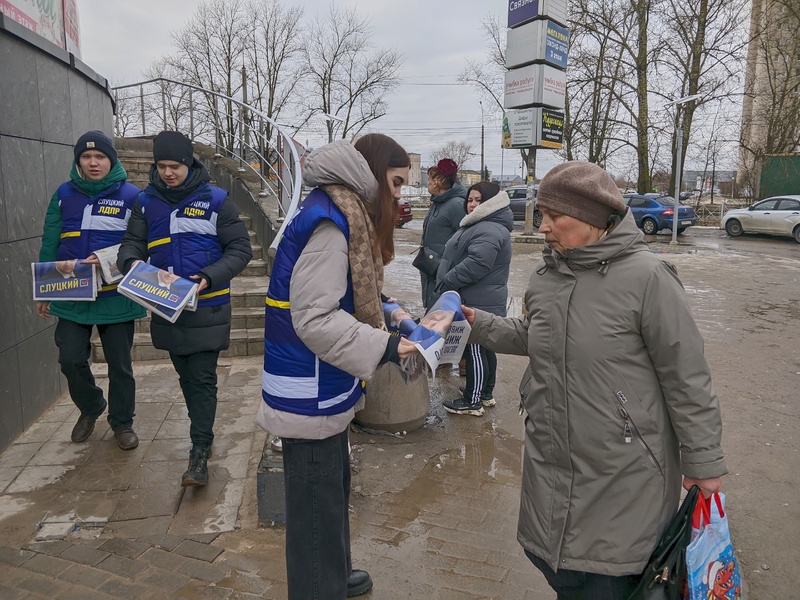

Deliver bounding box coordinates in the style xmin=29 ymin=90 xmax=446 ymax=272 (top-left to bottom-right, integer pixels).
xmin=346 ymin=569 xmax=373 ymax=597
xmin=181 ymin=445 xmax=210 ymax=487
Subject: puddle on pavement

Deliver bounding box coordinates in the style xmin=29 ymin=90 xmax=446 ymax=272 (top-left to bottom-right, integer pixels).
xmin=377 ymin=423 xmax=522 ymax=545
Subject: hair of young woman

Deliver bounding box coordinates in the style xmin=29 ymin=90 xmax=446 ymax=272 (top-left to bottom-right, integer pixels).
xmin=354 ymin=133 xmax=410 ymax=264
xmin=464 ymin=181 xmax=501 ymax=212
xmin=427 ymin=160 xmax=458 ymax=191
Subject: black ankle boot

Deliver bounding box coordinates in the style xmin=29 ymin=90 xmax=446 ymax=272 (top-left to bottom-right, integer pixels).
xmin=181 ymin=445 xmax=210 ymax=487
xmin=346 ymin=569 xmax=373 ymax=597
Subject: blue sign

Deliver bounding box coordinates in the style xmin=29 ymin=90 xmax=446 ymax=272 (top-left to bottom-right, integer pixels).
xmin=508 ymin=0 xmax=540 ymax=28
xmin=545 ymin=21 xmax=569 ymax=69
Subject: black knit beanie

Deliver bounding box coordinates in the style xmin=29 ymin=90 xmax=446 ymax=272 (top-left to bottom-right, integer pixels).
xmin=153 ymin=130 xmax=194 ymax=166
xmin=536 ymin=161 xmax=626 ymax=229
xmin=74 ymin=130 xmax=117 ymax=164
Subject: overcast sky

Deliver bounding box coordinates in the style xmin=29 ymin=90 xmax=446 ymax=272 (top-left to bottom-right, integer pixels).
xmin=77 ymin=0 xmax=563 ymax=180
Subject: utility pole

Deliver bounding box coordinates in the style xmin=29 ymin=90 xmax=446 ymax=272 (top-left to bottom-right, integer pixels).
xmin=524 ymin=149 xmax=537 ymax=234
xmin=480 ymin=101 xmax=485 ymax=181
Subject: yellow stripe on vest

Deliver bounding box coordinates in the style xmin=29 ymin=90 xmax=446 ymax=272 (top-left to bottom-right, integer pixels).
xmin=147 ymin=237 xmax=171 ymax=249
xmin=100 ymin=283 xmax=118 ymax=292
xmin=265 ymin=296 xmax=290 ymax=309
xmin=199 ymin=287 xmax=230 ymax=300
xmin=60 ymin=231 xmax=81 ymax=239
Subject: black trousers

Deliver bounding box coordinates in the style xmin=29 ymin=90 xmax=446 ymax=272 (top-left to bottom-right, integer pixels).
xmin=282 ymin=429 xmax=352 ymax=600
xmin=462 ymin=343 xmax=497 ymax=403
xmin=169 ymin=350 xmax=220 ymax=447
xmin=526 ymin=551 xmax=640 ymax=600
xmin=54 ymin=318 xmax=136 ymax=431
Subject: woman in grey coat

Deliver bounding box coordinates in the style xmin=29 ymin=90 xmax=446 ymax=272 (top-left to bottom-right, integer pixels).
xmin=417 ymin=158 xmax=467 ymax=309
xmin=435 ymin=182 xmax=512 ymax=416
xmin=462 ymin=162 xmax=727 ymax=599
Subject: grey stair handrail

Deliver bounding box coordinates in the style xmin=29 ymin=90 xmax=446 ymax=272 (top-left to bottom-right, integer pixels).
xmin=112 ymin=77 xmax=302 ymax=256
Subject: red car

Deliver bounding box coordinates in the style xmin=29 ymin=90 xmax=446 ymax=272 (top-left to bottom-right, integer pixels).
xmin=396 ymin=198 xmax=413 ymax=227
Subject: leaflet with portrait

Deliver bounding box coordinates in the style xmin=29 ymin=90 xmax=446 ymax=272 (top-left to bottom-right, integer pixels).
xmin=117 ymin=262 xmax=198 ymax=323
xmin=31 ymin=260 xmax=98 ymax=302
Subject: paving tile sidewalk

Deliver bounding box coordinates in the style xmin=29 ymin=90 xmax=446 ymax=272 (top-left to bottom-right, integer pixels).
xmin=0 ymin=356 xmax=551 ymax=599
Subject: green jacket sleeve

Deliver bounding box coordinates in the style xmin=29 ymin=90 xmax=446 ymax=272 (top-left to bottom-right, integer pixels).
xmin=39 ymin=191 xmax=62 ymax=261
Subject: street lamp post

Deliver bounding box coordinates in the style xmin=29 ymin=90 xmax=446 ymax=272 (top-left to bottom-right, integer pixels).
xmin=667 ymin=94 xmax=701 ymax=245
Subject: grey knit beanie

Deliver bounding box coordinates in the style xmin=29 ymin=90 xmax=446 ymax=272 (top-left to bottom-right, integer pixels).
xmin=537 ymin=161 xmax=626 ymax=229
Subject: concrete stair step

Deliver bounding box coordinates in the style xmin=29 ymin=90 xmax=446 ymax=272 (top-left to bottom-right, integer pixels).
xmin=241 ymin=258 xmax=267 ymax=278
xmin=93 ymin=328 xmax=265 ymax=362
xmin=132 ymin=306 xmax=265 ymax=333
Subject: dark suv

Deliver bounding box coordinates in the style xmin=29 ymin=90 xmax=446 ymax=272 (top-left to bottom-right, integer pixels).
xmin=506 ymin=186 xmax=542 ymax=227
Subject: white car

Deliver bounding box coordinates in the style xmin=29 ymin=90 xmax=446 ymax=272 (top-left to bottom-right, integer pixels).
xmin=723 ymin=195 xmax=800 ymax=244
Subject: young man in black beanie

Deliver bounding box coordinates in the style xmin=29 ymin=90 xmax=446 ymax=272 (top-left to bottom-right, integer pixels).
xmin=37 ymin=130 xmax=146 ymax=450
xmin=118 ymin=130 xmax=252 ymax=486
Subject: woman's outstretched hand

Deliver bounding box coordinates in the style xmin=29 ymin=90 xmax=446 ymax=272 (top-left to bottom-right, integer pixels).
xmin=398 ymin=338 xmax=418 ymax=359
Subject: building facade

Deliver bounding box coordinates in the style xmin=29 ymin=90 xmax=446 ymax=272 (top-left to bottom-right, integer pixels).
xmin=738 ymin=0 xmax=800 ymax=196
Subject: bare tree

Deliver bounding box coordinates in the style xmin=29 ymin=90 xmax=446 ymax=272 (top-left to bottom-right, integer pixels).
xmin=658 ymin=0 xmax=749 ymax=196
xmin=244 ymin=0 xmax=307 ymax=146
xmin=430 ymin=141 xmax=474 ymax=171
xmin=564 ymin=1 xmax=632 ymax=166
xmin=302 ymin=5 xmax=403 ymax=142
xmin=158 ymin=0 xmax=249 ymax=152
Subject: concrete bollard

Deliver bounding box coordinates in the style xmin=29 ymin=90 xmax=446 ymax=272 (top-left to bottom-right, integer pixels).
xmin=355 ymin=362 xmax=430 ymax=432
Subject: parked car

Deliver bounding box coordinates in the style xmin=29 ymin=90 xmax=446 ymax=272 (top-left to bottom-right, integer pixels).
xmin=722 ymin=195 xmax=800 ymax=243
xmin=622 ymin=193 xmax=697 ymax=235
xmin=396 ymin=197 xmax=413 ymax=228
xmin=506 ymin=185 xmax=542 ymax=227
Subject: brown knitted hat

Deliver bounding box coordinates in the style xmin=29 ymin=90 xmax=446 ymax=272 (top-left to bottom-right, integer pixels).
xmin=537 ymin=161 xmax=626 ymax=229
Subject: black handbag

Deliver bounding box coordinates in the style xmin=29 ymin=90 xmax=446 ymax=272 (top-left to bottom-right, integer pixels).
xmin=412 ymin=246 xmax=440 ymax=278
xmin=628 ymin=485 xmax=700 ymax=600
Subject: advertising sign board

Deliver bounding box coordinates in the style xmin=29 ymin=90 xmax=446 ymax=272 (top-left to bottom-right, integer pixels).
xmin=506 ymin=19 xmax=570 ymax=70
xmin=502 ymin=108 xmax=564 ymax=150
xmin=1 ymin=0 xmax=66 ymax=48
xmin=504 ymin=64 xmax=566 ymax=110
xmin=507 ymin=0 xmax=568 ymax=28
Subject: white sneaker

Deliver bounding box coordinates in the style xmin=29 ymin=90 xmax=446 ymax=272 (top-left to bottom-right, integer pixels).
xmin=270 ymin=437 xmax=282 ymax=452
xmin=481 ymin=398 xmax=496 ymax=408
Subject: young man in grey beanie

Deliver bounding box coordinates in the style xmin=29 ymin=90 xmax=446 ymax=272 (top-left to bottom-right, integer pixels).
xmin=118 ymin=130 xmax=252 ymax=487
xmin=461 ymin=161 xmax=727 ymax=598
xmin=37 ymin=130 xmax=146 ymax=450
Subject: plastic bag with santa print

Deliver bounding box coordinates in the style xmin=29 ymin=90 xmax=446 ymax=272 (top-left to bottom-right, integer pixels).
xmin=686 ymin=492 xmax=743 ymax=600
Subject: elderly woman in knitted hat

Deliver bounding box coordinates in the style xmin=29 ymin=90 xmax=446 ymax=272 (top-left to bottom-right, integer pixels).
xmin=416 ymin=158 xmax=467 ymax=310
xmin=462 ymin=161 xmax=727 ymax=598
xmin=37 ymin=130 xmax=146 ymax=451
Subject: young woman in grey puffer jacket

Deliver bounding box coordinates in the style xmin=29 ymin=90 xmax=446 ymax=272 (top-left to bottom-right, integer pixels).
xmin=434 ymin=181 xmax=513 ymax=415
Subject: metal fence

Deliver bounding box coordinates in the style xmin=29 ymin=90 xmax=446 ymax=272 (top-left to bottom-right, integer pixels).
xmin=111 ymin=78 xmax=302 ymax=256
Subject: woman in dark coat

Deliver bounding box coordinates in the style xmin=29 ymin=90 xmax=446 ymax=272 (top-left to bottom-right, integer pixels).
xmin=417 ymin=158 xmax=467 ymax=309
xmin=435 ymin=181 xmax=512 ymax=415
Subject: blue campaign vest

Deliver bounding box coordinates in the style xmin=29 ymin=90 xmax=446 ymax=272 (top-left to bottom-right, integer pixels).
xmin=261 ymin=189 xmax=362 ymax=416
xmin=56 ymin=180 xmax=139 ymax=297
xmin=138 ymin=184 xmax=230 ymax=307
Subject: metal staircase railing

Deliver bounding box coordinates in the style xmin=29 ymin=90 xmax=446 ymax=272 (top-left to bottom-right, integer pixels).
xmin=111 ymin=78 xmax=302 ymax=256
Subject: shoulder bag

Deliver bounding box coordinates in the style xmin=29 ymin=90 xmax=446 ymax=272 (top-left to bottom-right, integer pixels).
xmin=628 ymin=485 xmax=701 ymax=600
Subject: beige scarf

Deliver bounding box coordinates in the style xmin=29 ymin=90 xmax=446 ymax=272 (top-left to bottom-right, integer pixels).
xmin=321 ymin=184 xmax=386 ymax=330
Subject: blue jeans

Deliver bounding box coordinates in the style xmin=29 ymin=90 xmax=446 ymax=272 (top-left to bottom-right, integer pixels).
xmin=526 ymin=551 xmax=640 ymax=600
xmin=282 ymin=429 xmax=352 ymax=600
xmin=55 ymin=318 xmax=136 ymax=431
